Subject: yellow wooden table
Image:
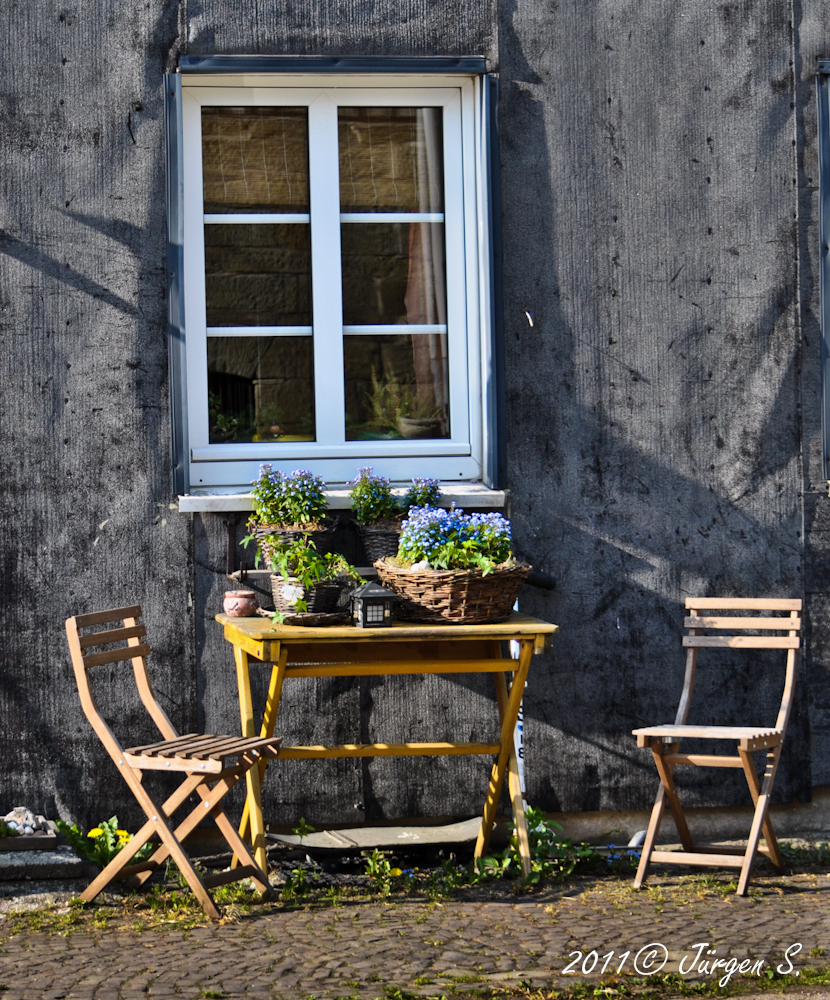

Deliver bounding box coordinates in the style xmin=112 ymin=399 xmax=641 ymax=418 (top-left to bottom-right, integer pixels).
xmin=216 ymin=612 xmax=558 ymax=876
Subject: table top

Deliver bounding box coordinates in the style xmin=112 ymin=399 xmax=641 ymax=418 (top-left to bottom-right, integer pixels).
xmin=217 ymin=612 xmax=558 ymax=646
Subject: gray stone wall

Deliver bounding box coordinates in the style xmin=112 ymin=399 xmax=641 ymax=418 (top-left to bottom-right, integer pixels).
xmin=1 ymin=0 xmax=828 ymax=830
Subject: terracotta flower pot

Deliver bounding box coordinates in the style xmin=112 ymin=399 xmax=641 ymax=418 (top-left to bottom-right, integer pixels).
xmin=223 ymin=590 xmax=260 ymax=617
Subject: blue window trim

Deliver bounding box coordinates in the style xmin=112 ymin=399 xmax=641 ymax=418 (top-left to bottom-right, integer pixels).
xmin=818 ymin=62 xmax=830 ymax=482
xmin=165 ymin=56 xmax=504 ymax=493
xmin=179 ymin=54 xmax=488 ymax=75
xmin=165 ymin=72 xmax=188 ymax=496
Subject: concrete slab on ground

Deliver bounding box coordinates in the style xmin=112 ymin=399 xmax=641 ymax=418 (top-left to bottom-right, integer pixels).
xmin=268 ymin=816 xmax=481 ymax=849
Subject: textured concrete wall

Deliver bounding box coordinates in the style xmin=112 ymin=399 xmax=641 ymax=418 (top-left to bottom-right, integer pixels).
xmin=0 ymin=1 xmax=192 ymax=830
xmin=795 ymin=2 xmax=830 ymax=788
xmin=2 ymin=0 xmax=828 ymax=831
xmin=500 ymin=0 xmax=809 ymax=810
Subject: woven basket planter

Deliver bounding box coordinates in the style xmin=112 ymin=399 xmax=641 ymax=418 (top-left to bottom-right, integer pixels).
xmin=270 ymin=575 xmax=343 ymax=615
xmin=253 ymin=522 xmax=337 ymax=566
xmin=359 ymin=524 xmax=401 ymax=564
xmin=374 ymin=560 xmax=530 ymax=625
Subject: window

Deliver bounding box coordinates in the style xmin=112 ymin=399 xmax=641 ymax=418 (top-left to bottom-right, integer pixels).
xmin=166 ymin=58 xmax=502 ymax=494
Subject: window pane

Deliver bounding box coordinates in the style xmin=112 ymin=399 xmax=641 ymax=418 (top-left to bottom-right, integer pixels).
xmin=205 ymin=223 xmax=311 ymax=327
xmin=202 ymin=107 xmax=309 ymax=213
xmin=338 ymin=107 xmax=443 ymax=213
xmin=344 ymin=334 xmax=449 ymax=441
xmin=341 ymin=222 xmax=445 ymax=326
xmin=207 ymin=337 xmax=314 ymax=443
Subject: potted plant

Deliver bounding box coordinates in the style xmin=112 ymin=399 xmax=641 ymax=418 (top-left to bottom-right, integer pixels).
xmin=268 ymin=536 xmax=363 ymax=621
xmin=246 ymin=465 xmax=336 ymax=565
xmin=366 ymin=370 xmax=443 ymax=439
xmin=350 ymin=467 xmax=402 ymax=563
xmin=401 ymin=477 xmax=442 ymax=515
xmin=375 ymin=506 xmax=530 ymax=624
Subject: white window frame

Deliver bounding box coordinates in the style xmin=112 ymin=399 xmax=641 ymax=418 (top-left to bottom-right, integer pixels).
xmin=168 ymin=70 xmax=499 ymax=494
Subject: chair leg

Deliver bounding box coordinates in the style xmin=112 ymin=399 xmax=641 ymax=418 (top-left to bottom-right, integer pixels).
xmin=651 ymin=743 xmax=694 ymax=852
xmin=633 ymin=785 xmax=666 ymax=888
xmin=81 ymin=774 xmax=204 ymax=902
xmin=738 ymin=747 xmax=784 ymax=871
xmin=737 ymin=748 xmax=782 ymax=896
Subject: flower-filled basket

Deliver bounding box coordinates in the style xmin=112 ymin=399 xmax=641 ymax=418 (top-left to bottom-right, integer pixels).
xmin=349 ymin=467 xmax=402 ymax=563
xmin=350 ymin=470 xmax=444 ymax=564
xmin=374 ymin=507 xmax=529 ymax=625
xmin=246 ymin=466 xmax=336 ymax=566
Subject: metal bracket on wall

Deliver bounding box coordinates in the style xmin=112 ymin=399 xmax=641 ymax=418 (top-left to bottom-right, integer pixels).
xmin=225 ymin=514 xmax=273 ymax=583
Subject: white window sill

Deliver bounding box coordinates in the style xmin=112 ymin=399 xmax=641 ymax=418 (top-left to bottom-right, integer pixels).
xmin=177 ymin=482 xmax=506 ymax=513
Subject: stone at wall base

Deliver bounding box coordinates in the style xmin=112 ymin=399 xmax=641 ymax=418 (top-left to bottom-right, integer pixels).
xmin=0 ymin=834 xmax=57 ymax=852
xmin=0 ymin=848 xmax=85 ymax=880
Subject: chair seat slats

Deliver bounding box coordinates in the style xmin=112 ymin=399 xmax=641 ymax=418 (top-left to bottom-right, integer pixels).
xmin=685 ymin=598 xmax=801 ymax=610
xmin=124 ymin=734 xmax=281 ymax=761
xmin=633 ymin=725 xmax=780 ymax=740
xmin=682 ymin=635 xmax=799 ymax=649
xmin=126 ymin=733 xmax=202 ymax=755
xmin=683 ymin=616 xmax=801 ymax=631
xmin=169 ymin=734 xmax=235 ymax=756
xmin=83 ymin=643 xmax=152 ymax=667
xmin=79 ymin=624 xmax=148 ymax=648
xmin=171 ymin=735 xmax=251 ymax=758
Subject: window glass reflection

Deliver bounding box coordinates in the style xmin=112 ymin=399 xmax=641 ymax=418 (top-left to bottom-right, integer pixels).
xmin=338 ymin=107 xmax=443 ymax=213
xmin=205 ymin=224 xmax=311 ymax=328
xmin=344 ymin=334 xmax=449 ymax=441
xmin=207 ymin=337 xmax=314 ymax=443
xmin=202 ymin=107 xmax=309 ymax=213
xmin=341 ymin=222 xmax=445 ymax=327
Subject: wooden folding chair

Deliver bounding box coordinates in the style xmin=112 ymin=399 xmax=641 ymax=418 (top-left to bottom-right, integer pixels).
xmin=65 ymin=605 xmax=281 ymax=919
xmin=632 ymin=597 xmax=801 ymax=896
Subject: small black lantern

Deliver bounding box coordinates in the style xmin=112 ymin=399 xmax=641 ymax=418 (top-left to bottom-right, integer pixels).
xmin=350 ymin=580 xmax=396 ymax=628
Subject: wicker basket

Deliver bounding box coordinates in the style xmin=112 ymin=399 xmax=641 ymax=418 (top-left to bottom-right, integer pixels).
xmin=374 ymin=560 xmax=531 ymax=624
xmin=253 ymin=522 xmax=337 ymax=566
xmin=270 ymin=575 xmax=343 ymax=615
xmin=359 ymin=524 xmax=401 ymax=564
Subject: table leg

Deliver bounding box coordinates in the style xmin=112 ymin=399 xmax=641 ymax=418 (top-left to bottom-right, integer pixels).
xmin=238 ymin=649 xmax=287 ymax=847
xmin=234 ymin=643 xmax=267 ymax=874
xmin=475 ymin=639 xmax=533 ymax=876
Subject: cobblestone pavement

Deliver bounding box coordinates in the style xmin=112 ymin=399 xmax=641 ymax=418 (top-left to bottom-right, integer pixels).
xmin=0 ymin=871 xmax=828 ymax=999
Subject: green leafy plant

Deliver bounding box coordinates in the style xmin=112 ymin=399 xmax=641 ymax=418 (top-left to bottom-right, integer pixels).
xmin=366 ymin=369 xmax=442 ymax=433
xmin=350 ymin=467 xmax=400 ymax=525
xmin=401 ymin=477 xmax=441 ymax=514
xmin=56 ymin=816 xmax=153 ymax=869
xmin=269 ymin=537 xmax=362 ymax=620
xmin=249 ymin=465 xmax=328 ymax=528
xmin=0 ymin=820 xmax=20 ymax=839
xmin=208 ymin=391 xmax=252 ymax=443
xmin=292 ymin=816 xmax=315 ymax=841
xmin=396 ymin=506 xmax=514 ymax=575
xmin=505 ymin=805 xmax=602 ymax=885
xmin=363 ymin=848 xmax=393 ymax=896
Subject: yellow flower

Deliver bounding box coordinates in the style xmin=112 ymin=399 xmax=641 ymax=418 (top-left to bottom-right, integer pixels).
xmin=390 ymin=868 xmax=403 ymax=877
xmin=116 ymin=830 xmax=130 ymax=838
xmin=87 ymin=828 xmax=102 ymax=838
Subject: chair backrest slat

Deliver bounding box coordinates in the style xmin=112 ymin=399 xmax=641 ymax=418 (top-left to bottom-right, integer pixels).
xmin=78 ymin=624 xmax=147 ymax=649
xmin=683 ymin=616 xmax=801 ymax=631
xmin=82 ymin=643 xmax=152 ymax=668
xmin=73 ymin=605 xmax=143 ymax=628
xmin=685 ymin=598 xmax=800 ymax=611
xmin=66 ymin=605 xmax=179 ymax=763
xmin=683 ymin=635 xmax=799 ymax=649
